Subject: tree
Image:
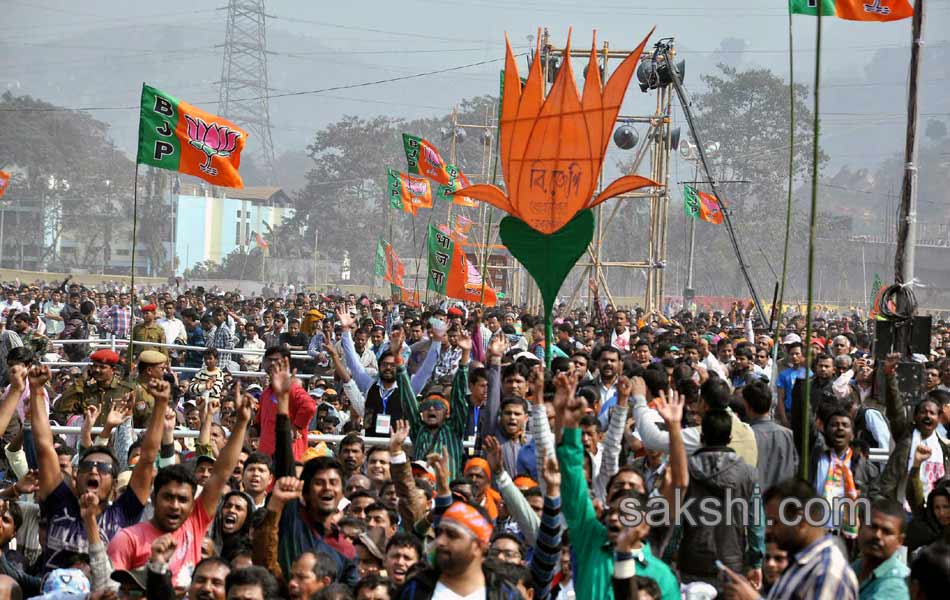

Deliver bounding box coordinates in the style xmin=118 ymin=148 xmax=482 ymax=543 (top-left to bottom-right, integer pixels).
xmin=279 ymin=96 xmax=498 ymax=285
xmin=662 ymin=65 xmax=827 ymax=300
xmin=0 ymin=92 xmax=134 ymax=271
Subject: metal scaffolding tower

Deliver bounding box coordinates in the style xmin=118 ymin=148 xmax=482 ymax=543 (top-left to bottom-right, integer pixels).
xmin=218 ymin=0 xmax=276 ymax=179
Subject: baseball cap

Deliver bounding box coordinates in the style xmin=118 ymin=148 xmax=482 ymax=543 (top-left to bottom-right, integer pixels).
xmin=782 ymin=333 xmax=802 ymax=345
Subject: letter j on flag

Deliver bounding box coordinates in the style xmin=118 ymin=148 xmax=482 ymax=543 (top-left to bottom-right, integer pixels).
xmin=136 ymin=84 xmax=248 ymax=188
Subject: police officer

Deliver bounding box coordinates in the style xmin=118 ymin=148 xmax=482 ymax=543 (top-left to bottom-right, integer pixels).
xmin=130 ymin=304 xmax=167 ymax=362
xmin=131 ymin=349 xmax=168 ymax=428
xmin=53 ymin=349 xmax=134 ymax=423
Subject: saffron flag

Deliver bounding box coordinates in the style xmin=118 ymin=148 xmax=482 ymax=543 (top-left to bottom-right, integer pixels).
xmin=387 ymin=168 xmax=432 ymax=215
xmin=376 ymin=239 xmax=405 ymax=286
xmin=254 ymin=231 xmax=269 ymax=250
xmin=391 ymin=283 xmax=420 ymax=306
xmin=868 ymin=273 xmax=886 ymax=319
xmin=0 ymin=171 xmax=10 ymax=200
xmin=137 ymin=84 xmax=247 ymax=188
xmin=789 ymin=0 xmax=913 ymax=21
xmin=683 ymin=185 xmax=723 ymax=225
xmin=436 ymin=165 xmax=477 ymax=207
xmin=427 ymin=224 xmax=497 ymax=306
xmin=402 ymin=134 xmax=453 ymax=185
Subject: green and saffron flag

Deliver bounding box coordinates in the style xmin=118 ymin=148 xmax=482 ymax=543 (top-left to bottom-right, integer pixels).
xmin=789 ymin=0 xmax=912 ymax=21
xmin=426 ymin=224 xmax=497 ymax=305
xmin=683 ymin=185 xmax=723 ymax=225
xmin=402 ymin=134 xmax=453 ymax=185
xmin=137 ymin=84 xmax=247 ymax=188
xmin=387 ymin=168 xmax=432 ymax=215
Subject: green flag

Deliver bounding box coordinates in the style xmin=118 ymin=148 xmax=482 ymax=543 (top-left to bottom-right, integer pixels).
xmin=789 ymin=0 xmax=835 ymax=16
xmin=683 ymin=185 xmax=700 ymax=219
xmin=426 ymin=224 xmax=452 ymax=295
xmin=374 ymin=239 xmax=386 ymax=277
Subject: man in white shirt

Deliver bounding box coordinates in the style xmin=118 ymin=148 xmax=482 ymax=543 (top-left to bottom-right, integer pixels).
xmin=157 ymin=301 xmax=187 ymax=348
xmin=0 ymin=289 xmax=23 ymax=319
xmin=43 ymin=291 xmax=66 ymax=337
xmin=609 ymin=310 xmax=632 ymax=353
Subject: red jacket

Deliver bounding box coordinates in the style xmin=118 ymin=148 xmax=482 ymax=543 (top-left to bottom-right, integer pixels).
xmin=256 ymin=383 xmax=316 ymax=460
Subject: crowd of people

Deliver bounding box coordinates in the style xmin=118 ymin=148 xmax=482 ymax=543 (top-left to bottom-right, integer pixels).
xmin=0 ymin=277 xmax=946 ymax=599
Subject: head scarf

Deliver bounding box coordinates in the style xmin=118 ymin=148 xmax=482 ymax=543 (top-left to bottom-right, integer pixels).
xmin=441 ymin=501 xmax=493 ymax=545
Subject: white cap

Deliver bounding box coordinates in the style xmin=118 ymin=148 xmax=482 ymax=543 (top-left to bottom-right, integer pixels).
xmin=782 ymin=333 xmax=802 ymax=345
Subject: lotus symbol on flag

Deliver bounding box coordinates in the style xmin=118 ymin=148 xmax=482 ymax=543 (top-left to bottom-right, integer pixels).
xmin=461 ymin=28 xmax=660 ymax=367
xmin=185 ymin=115 xmax=242 ymax=177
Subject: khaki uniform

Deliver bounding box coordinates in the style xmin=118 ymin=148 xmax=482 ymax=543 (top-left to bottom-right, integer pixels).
xmin=131 ymin=377 xmax=158 ymax=428
xmin=130 ymin=323 xmax=167 ymax=361
xmin=53 ymin=376 xmax=135 ymax=425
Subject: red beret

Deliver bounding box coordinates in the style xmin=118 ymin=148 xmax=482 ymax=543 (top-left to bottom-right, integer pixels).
xmin=447 ymin=307 xmax=464 ymax=317
xmin=141 ymin=304 xmax=157 ymax=312
xmin=89 ymin=349 xmax=120 ymax=365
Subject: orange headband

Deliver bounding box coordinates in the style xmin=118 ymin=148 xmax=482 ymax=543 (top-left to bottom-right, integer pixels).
xmin=423 ymin=394 xmax=450 ymax=414
xmin=441 ymin=502 xmax=493 ymax=544
xmin=464 ymin=457 xmax=492 ymax=481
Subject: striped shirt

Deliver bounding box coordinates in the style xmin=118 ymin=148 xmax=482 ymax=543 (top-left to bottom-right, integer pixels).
xmin=766 ymin=534 xmax=858 ymax=600
xmin=531 ymin=496 xmax=562 ymax=600
xmin=400 ymin=362 xmax=469 ymax=479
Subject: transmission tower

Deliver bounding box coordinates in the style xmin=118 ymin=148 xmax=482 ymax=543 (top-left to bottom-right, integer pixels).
xmin=218 ymin=0 xmax=276 ymax=180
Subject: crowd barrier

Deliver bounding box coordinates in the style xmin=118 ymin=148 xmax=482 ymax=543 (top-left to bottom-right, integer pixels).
xmin=44 ymin=338 xmax=329 ymax=380
xmin=43 ymin=339 xmax=891 ymax=461
xmin=48 ymin=426 xmax=476 ymax=448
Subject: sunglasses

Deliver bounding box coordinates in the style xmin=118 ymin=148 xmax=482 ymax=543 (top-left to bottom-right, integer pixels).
xmin=78 ymin=460 xmax=115 ymax=476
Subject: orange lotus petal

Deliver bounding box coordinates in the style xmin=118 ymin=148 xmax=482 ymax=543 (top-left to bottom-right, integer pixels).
xmin=598 ymin=29 xmax=655 ymax=146
xmin=589 ymin=175 xmax=660 ymax=209
xmin=506 ymin=38 xmax=544 ymax=219
xmin=581 ymin=33 xmax=606 ymax=163
xmin=459 ymin=183 xmax=514 ymax=214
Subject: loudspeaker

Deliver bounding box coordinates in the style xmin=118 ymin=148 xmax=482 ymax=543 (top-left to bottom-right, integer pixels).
xmin=872 ymin=316 xmax=932 ymax=359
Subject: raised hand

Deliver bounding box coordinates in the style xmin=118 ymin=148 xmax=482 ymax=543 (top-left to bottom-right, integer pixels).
xmin=528 ymin=364 xmax=545 ymax=405
xmin=7 ymin=364 xmax=27 ymax=390
xmin=456 ymin=330 xmax=473 ymax=353
xmin=483 ymin=435 xmax=503 ymax=478
xmin=488 ymin=333 xmax=507 ymax=359
xmin=147 ymin=379 xmax=172 ymax=403
xmin=13 ymin=470 xmax=39 ymax=496
xmin=389 ymin=327 xmax=405 ymax=355
xmin=540 ymin=452 xmax=560 ymax=495
xmin=913 ymin=443 xmax=933 ymax=468
xmin=336 ymin=308 xmax=355 ymax=330
xmin=427 ymin=447 xmax=451 ymax=495
xmin=233 ymin=383 xmax=253 ymax=424
xmin=615 ymin=376 xmax=633 ymax=406
xmin=105 ymin=394 xmax=132 ymax=429
xmin=629 ymin=375 xmax=647 ymax=399
xmin=270 ymin=357 xmax=292 ymax=396
xmin=149 ymin=533 xmax=177 ymax=565
xmin=79 ymin=491 xmax=99 ymax=522
xmin=269 ymin=476 xmax=304 ymax=508
xmin=84 ymin=404 xmax=101 ymax=427
xmin=27 ymin=364 xmax=51 ymax=390
xmin=883 ymin=352 xmax=901 ymax=377
xmin=654 ymin=389 xmax=684 ymax=427
xmin=389 ymin=419 xmax=410 ymax=455
xmin=552 ymin=370 xmax=579 ymax=415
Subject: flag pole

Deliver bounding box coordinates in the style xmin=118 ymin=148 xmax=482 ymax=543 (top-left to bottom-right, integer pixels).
xmin=893 ymin=0 xmax=925 ymax=354
xmin=799 ymin=0 xmax=824 ymax=481
xmin=772 ymin=5 xmax=798 ymax=388
xmin=127 ymin=162 xmax=140 ymax=374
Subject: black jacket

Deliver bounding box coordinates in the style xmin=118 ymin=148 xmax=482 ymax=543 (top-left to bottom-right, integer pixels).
xmin=397 ymin=564 xmax=521 ymax=600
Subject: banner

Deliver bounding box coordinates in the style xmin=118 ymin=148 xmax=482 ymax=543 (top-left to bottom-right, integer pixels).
xmin=0 ymin=171 xmax=10 ymax=200
xmin=403 ymin=134 xmax=453 ymax=185
xmin=427 ymin=224 xmax=497 ymax=306
xmin=391 ymin=283 xmax=420 ymax=306
xmin=137 ymin=84 xmax=247 ymax=188
xmin=387 ymin=168 xmax=432 ymax=215
xmin=789 ymin=0 xmax=912 ymax=21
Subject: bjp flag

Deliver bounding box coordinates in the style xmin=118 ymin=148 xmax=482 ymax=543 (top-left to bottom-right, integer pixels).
xmin=136 ymin=84 xmax=247 ymax=188
xmin=0 ymin=171 xmax=10 ymax=200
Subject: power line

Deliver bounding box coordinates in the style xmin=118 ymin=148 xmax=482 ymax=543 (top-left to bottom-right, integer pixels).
xmin=0 ymin=54 xmax=515 ymax=113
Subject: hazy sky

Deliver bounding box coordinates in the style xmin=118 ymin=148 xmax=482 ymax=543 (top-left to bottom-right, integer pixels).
xmin=4 ymin=0 xmax=948 ymax=173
